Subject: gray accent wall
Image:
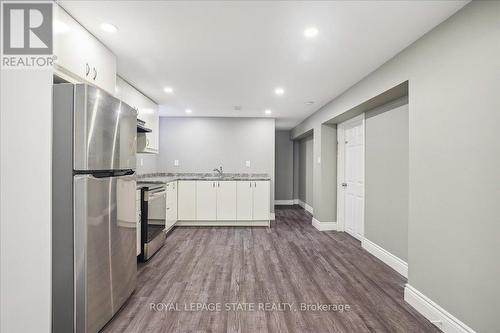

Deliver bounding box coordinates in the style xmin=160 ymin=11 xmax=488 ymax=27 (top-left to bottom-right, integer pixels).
xmin=290 ymin=2 xmax=500 ymax=331
xmin=275 ymin=131 xmax=294 ymax=201
xmin=365 ymin=97 xmax=409 ymax=262
xmin=157 ymin=117 xmax=275 ymax=211
xmin=298 ymin=135 xmax=314 ymax=207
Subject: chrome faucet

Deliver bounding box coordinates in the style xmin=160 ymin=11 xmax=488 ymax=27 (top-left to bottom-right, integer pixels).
xmin=213 ymin=166 xmax=223 ymax=176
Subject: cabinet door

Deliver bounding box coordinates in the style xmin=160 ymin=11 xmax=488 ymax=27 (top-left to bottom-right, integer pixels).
xmin=216 ymin=181 xmax=237 ymax=220
xmin=166 ymin=182 xmax=178 ymax=229
xmin=140 ymin=99 xmax=159 ymax=153
xmin=136 ymin=190 xmax=141 ymax=256
xmin=196 ymin=181 xmax=217 ymax=220
xmin=178 ymin=181 xmax=196 ymax=220
xmin=236 ymin=181 xmax=253 ymax=220
xmin=53 ymin=5 xmax=116 ymax=94
xmin=252 ymin=181 xmax=270 ymax=220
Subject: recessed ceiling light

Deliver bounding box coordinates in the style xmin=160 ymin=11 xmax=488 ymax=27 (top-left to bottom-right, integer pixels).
xmin=163 ymin=87 xmax=174 ymax=93
xmin=54 ymin=20 xmax=69 ymax=33
xmin=274 ymin=88 xmax=285 ymax=96
xmin=304 ymin=27 xmax=318 ymax=38
xmin=100 ymin=23 xmax=118 ymax=33
xmin=304 ymin=101 xmax=315 ymax=105
xmin=264 ymin=109 xmax=272 ymax=115
xmin=185 ymin=109 xmax=192 ymax=114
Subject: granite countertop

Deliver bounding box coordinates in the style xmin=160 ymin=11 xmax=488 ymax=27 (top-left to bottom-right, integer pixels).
xmin=137 ymin=172 xmax=270 ymax=186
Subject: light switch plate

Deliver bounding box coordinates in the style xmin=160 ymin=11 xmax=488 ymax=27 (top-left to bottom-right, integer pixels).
xmin=245 ymin=160 xmax=251 ymax=168
xmin=317 ymin=157 xmax=321 ymax=164
xmin=140 ymin=158 xmax=144 ymax=166
xmin=174 ymin=160 xmax=179 ymax=166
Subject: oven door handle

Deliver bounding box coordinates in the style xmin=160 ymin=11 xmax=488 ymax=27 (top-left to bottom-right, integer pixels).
xmin=148 ymin=191 xmax=166 ymax=200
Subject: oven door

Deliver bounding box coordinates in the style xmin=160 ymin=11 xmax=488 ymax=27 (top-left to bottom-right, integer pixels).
xmin=142 ymin=186 xmax=166 ymax=260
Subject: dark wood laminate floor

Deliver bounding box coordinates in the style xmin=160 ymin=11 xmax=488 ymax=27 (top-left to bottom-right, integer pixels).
xmin=102 ymin=206 xmax=439 ymax=333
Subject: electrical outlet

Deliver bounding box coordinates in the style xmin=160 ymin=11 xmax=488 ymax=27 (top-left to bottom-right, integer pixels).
xmin=140 ymin=158 xmax=144 ymax=166
xmin=317 ymin=156 xmax=321 ymax=164
xmin=174 ymin=160 xmax=179 ymax=166
xmin=245 ymin=160 xmax=251 ymax=168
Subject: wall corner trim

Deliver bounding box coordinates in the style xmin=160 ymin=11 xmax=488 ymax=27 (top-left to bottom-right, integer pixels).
xmin=404 ymin=284 xmax=476 ymax=333
xmin=361 ymin=238 xmax=408 ymax=278
xmin=275 ymin=200 xmax=295 ymax=205
xmin=297 ymin=199 xmax=314 ymax=214
xmin=312 ymin=217 xmax=337 ymax=231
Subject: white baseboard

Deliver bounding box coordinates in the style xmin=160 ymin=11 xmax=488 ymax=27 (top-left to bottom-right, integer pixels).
xmin=175 ymin=220 xmax=270 ymax=227
xmin=293 ymin=199 xmax=300 ymax=205
xmin=270 ymin=213 xmax=275 ymax=220
xmin=275 ymin=200 xmax=294 ymax=205
xmin=297 ymin=200 xmax=314 ymax=214
xmin=312 ymin=217 xmax=337 ymax=231
xmin=361 ymin=238 xmax=408 ymax=278
xmin=404 ymin=284 xmax=476 ymax=333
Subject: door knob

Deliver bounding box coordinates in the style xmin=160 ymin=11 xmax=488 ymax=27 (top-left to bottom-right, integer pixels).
xmin=341 ymin=183 xmax=347 ymax=187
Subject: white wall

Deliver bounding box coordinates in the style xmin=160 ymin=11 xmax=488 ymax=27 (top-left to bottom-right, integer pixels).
xmin=1 ymin=70 xmax=53 ymax=332
xmin=291 ymin=2 xmax=500 ymax=331
xmin=156 ymin=117 xmax=276 ymax=210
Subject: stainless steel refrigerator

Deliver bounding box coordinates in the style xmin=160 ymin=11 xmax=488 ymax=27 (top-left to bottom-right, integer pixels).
xmin=52 ymin=84 xmax=137 ymax=333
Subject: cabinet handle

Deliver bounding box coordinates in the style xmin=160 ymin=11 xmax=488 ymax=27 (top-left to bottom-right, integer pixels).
xmin=218 ymin=182 xmax=220 ymax=187
xmin=249 ymin=182 xmax=252 ymax=188
xmin=212 ymin=182 xmax=215 ymax=187
xmin=254 ymin=182 xmax=257 ymax=187
xmin=92 ymin=67 xmax=97 ymax=80
xmin=85 ymin=63 xmax=90 ymax=77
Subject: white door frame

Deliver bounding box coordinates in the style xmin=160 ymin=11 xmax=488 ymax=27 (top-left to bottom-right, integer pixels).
xmin=336 ymin=113 xmax=365 ymax=239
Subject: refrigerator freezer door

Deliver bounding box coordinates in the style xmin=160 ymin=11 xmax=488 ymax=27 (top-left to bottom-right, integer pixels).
xmin=74 ymin=84 xmax=137 ymax=171
xmin=74 ymin=174 xmax=137 ymax=333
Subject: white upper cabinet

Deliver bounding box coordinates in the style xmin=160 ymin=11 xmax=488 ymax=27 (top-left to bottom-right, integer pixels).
xmin=53 ymin=5 xmax=116 ymax=94
xmin=115 ymin=76 xmax=159 ymax=154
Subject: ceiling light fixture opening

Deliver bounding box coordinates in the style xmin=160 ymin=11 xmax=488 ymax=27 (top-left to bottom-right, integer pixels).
xmin=264 ymin=109 xmax=272 ymax=115
xmin=185 ymin=109 xmax=192 ymax=114
xmin=304 ymin=26 xmax=318 ymax=38
xmin=100 ymin=23 xmax=118 ymax=33
xmin=274 ymin=88 xmax=285 ymax=96
xmin=163 ymin=87 xmax=174 ymax=93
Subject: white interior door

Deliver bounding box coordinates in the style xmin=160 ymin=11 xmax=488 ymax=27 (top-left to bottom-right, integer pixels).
xmin=338 ymin=114 xmax=364 ymax=240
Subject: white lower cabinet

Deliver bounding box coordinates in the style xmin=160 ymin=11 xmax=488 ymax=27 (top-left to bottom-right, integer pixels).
xmin=236 ymin=181 xmax=253 ymax=220
xmin=178 ymin=180 xmax=270 ymax=223
xmin=178 ymin=181 xmax=196 ymax=220
xmin=196 ymin=181 xmax=217 ymax=220
xmin=216 ymin=181 xmax=237 ymax=220
xmin=237 ymin=181 xmax=270 ymax=220
xmin=252 ymin=181 xmax=270 ymax=220
xmin=165 ymin=181 xmax=178 ymax=230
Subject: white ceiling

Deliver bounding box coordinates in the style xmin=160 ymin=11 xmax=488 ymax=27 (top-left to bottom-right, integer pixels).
xmin=59 ymin=0 xmax=468 ymax=129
